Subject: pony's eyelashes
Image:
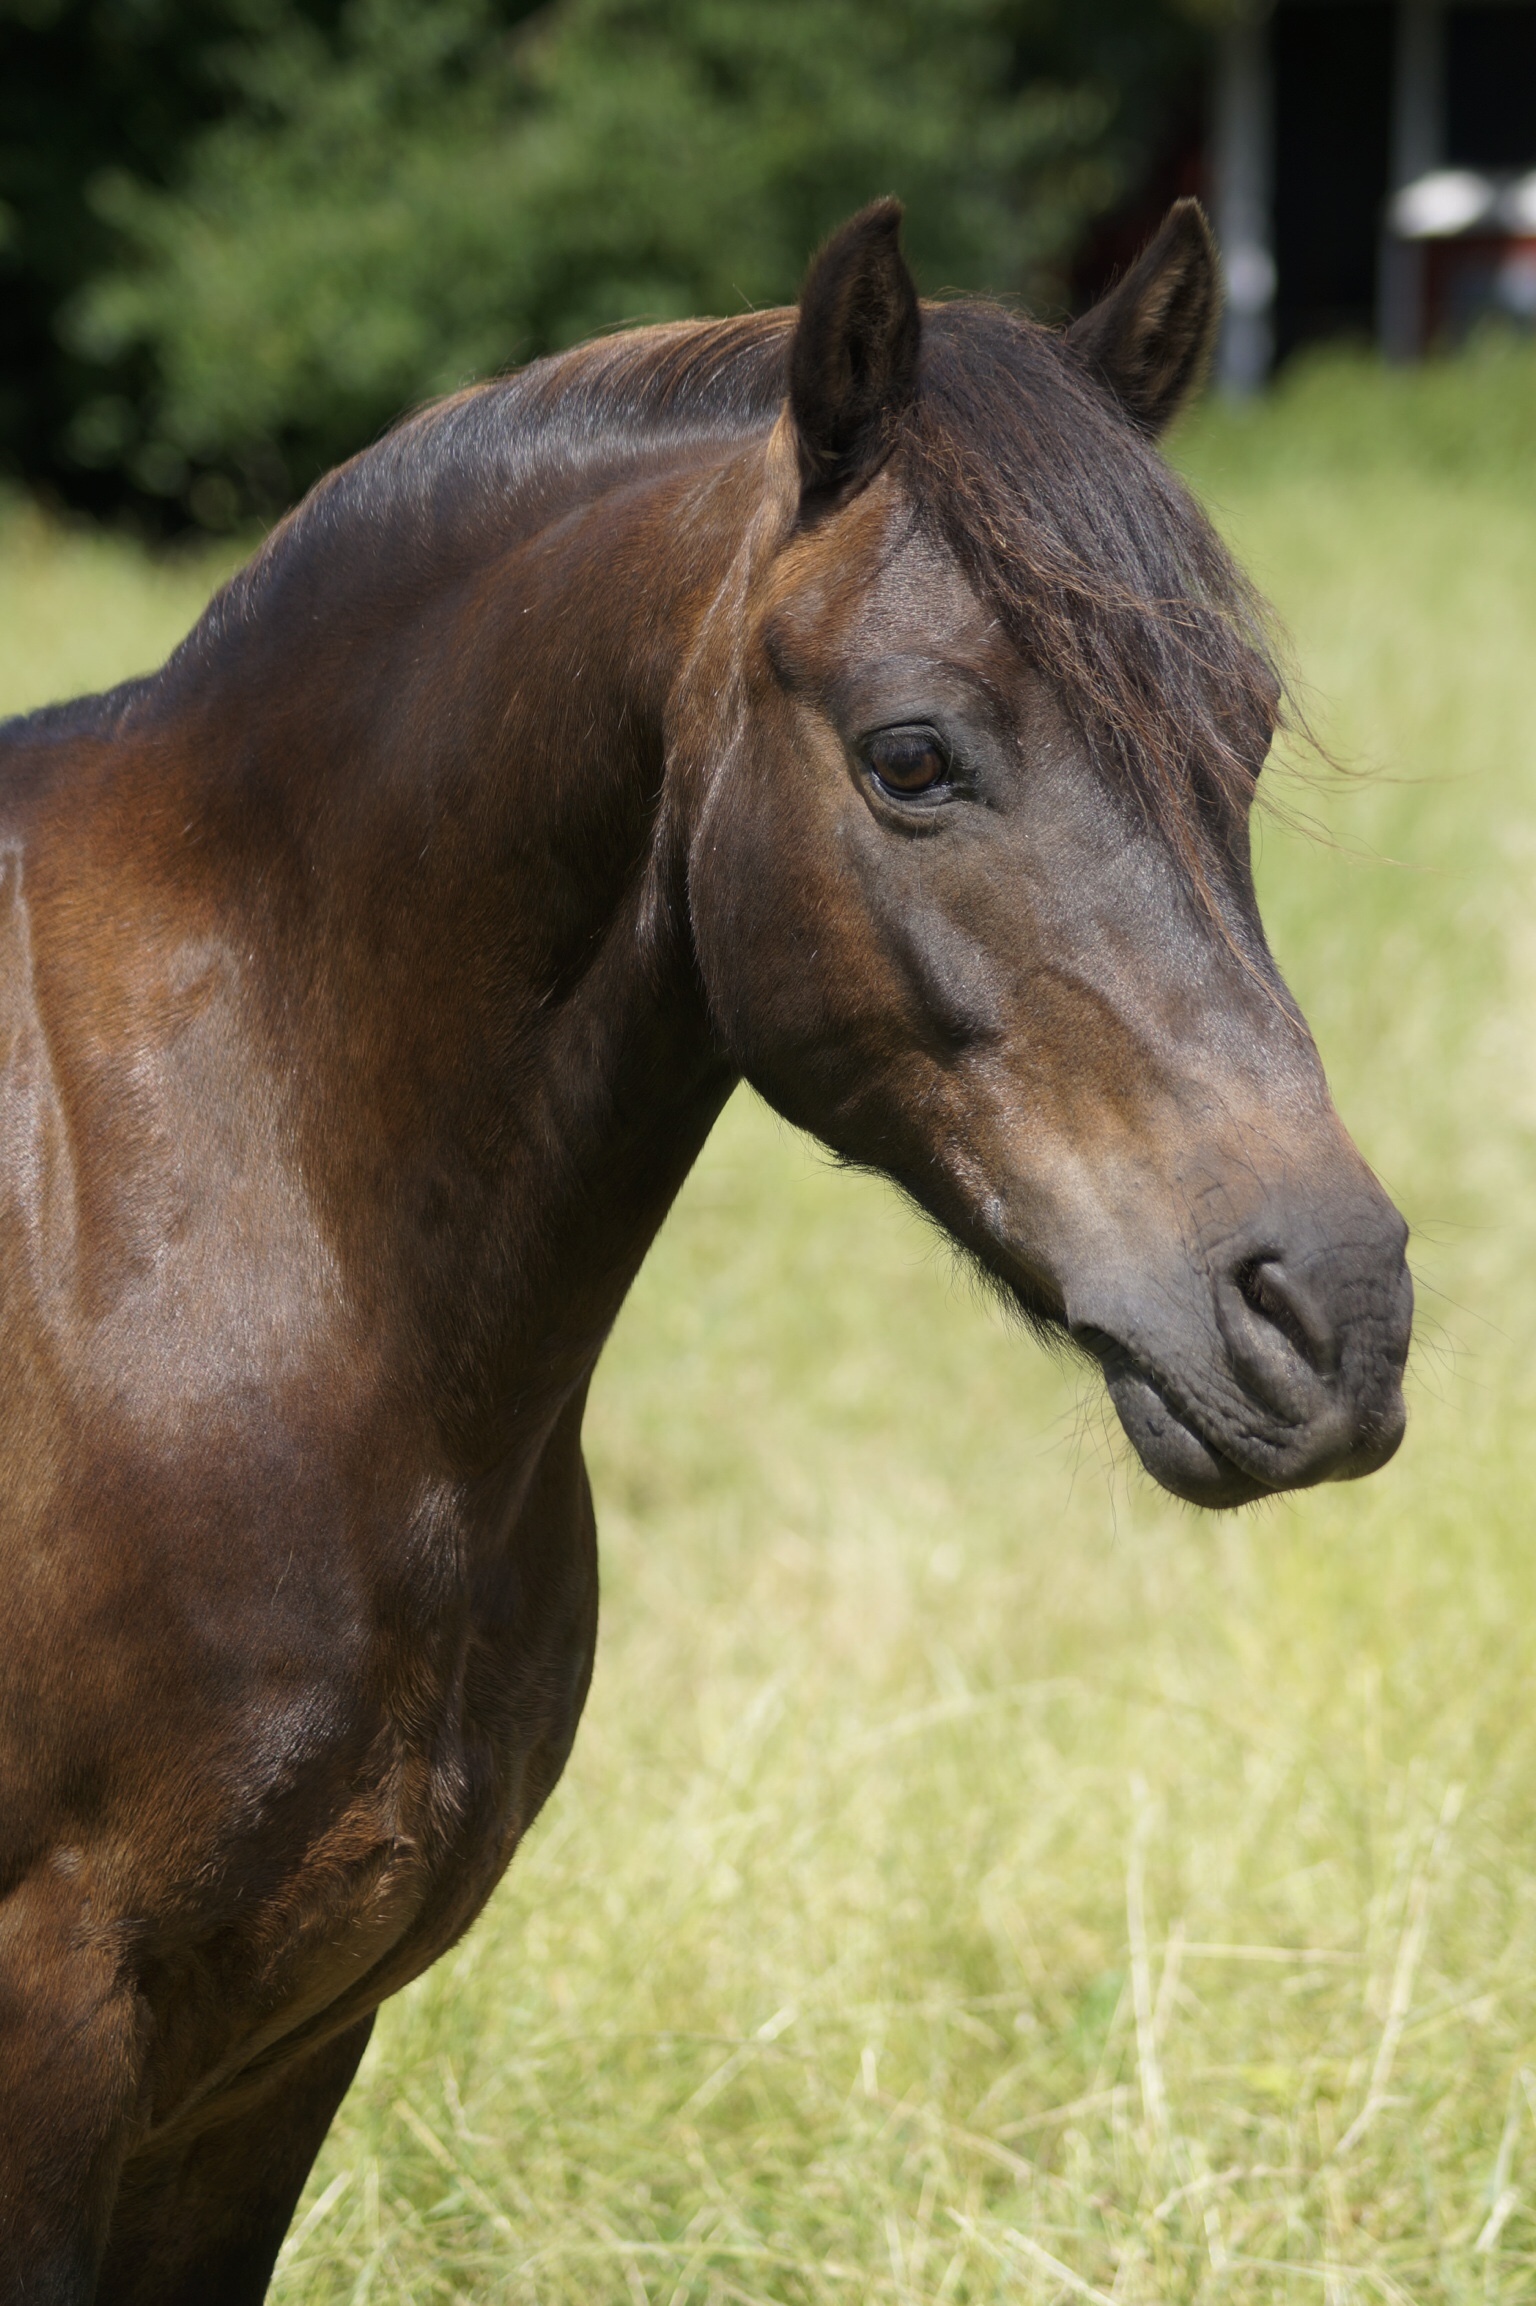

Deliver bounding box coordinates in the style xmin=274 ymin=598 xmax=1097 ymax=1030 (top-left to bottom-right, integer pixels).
xmin=862 ymin=723 xmax=953 ymax=802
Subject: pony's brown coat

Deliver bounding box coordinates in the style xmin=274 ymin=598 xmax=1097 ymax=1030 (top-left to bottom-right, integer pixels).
xmin=0 ymin=205 xmax=1409 ymax=2303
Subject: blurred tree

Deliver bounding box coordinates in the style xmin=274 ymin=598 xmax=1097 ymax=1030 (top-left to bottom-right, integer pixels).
xmin=0 ymin=0 xmax=236 ymax=516
xmin=3 ymin=0 xmax=1210 ymax=527
xmin=0 ymin=0 xmax=539 ymax=518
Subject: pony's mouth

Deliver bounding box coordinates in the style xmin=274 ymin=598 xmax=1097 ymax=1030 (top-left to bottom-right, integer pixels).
xmin=1064 ymin=1323 xmax=1275 ymax=1506
xmin=1070 ymin=1325 xmax=1320 ymax=1508
xmin=1091 ymin=1340 xmax=1405 ymax=1509
xmin=1099 ymin=1359 xmax=1277 ymax=1509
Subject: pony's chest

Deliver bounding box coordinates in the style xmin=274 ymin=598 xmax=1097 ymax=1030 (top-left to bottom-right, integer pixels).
xmin=145 ymin=1606 xmax=587 ymax=2119
xmin=273 ymin=1495 xmax=594 ymax=1939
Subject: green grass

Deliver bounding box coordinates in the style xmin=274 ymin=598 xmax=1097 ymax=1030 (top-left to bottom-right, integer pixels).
xmin=6 ymin=343 xmax=1536 ymax=2301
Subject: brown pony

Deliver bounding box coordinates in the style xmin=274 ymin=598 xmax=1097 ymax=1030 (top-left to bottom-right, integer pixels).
xmin=0 ymin=201 xmax=1410 ymax=2302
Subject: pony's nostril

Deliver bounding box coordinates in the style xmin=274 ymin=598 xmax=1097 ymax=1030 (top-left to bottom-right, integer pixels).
xmin=1233 ymin=1255 xmax=1339 ymax=1377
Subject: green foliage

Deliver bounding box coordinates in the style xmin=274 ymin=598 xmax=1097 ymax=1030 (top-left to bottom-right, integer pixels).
xmin=0 ymin=0 xmax=253 ymax=513
xmin=0 ymin=0 xmax=1208 ymax=524
xmin=68 ymin=0 xmax=1118 ymax=515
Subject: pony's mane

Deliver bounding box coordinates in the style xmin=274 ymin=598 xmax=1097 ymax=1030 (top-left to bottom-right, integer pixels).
xmin=226 ymin=311 xmax=795 ymax=600
xmin=211 ymin=301 xmax=1280 ymax=884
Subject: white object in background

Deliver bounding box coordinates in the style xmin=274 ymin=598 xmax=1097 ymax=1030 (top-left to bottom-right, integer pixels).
xmin=1389 ymin=169 xmax=1496 ymax=239
xmin=1224 ymin=242 xmax=1278 ymax=316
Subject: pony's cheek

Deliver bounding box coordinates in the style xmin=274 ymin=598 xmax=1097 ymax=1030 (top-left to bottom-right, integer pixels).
xmin=686 ymin=771 xmax=945 ymax=1140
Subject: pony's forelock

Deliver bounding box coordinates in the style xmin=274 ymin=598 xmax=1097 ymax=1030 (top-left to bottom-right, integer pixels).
xmin=901 ymin=304 xmax=1281 ymax=900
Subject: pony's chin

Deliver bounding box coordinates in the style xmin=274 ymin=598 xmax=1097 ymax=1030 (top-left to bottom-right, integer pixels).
xmin=1104 ymin=1367 xmax=1274 ymax=1509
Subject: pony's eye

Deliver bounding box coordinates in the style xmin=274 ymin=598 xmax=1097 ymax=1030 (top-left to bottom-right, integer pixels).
xmin=866 ymin=727 xmax=949 ymax=796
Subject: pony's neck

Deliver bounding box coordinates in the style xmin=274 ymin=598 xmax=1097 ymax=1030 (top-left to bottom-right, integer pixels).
xmin=206 ymin=430 xmax=768 ymax=1469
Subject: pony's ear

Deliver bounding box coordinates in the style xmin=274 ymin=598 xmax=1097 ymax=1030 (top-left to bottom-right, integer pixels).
xmin=1065 ymin=199 xmax=1220 ymax=436
xmin=788 ymin=199 xmax=921 ymax=500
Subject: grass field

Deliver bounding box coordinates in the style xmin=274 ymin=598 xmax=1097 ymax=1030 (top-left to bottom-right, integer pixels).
xmin=6 ymin=340 xmax=1536 ymax=2302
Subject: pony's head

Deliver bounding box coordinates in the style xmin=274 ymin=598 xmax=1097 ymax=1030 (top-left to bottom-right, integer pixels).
xmin=684 ymin=200 xmax=1410 ymax=1508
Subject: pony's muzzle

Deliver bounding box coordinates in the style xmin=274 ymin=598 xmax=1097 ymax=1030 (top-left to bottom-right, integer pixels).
xmin=1070 ymin=1202 xmax=1413 ymax=1509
